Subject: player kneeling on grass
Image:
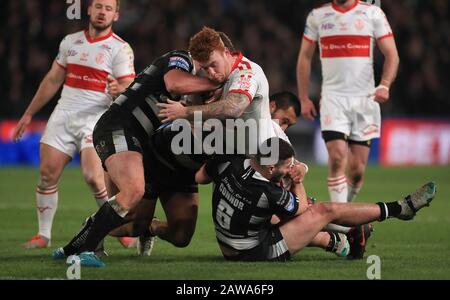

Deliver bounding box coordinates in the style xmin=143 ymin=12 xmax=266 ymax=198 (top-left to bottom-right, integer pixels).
xmin=195 ymin=137 xmax=437 ymax=262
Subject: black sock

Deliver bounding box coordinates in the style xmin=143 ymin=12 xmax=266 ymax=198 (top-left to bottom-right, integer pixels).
xmin=63 ymin=202 xmax=129 ymax=254
xmin=63 ymin=215 xmax=94 ymax=256
xmin=377 ymin=201 xmax=402 ymax=221
xmin=141 ymin=227 xmax=152 ymax=238
xmin=326 ymin=232 xmax=339 ymax=252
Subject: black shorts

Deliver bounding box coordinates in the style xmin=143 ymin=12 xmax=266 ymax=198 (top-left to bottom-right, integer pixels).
xmin=143 ymin=150 xmax=199 ymax=200
xmin=222 ymin=226 xmax=291 ymax=262
xmin=322 ymin=130 xmax=372 ymax=148
xmin=93 ymin=109 xmax=156 ymax=200
xmin=93 ymin=109 xmax=148 ymax=167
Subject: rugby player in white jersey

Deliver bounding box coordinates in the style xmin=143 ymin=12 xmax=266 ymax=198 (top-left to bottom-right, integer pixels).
xmin=13 ymin=0 xmax=135 ymax=249
xmin=158 ymin=26 xmax=275 ymax=155
xmin=296 ymin=0 xmax=399 ymax=236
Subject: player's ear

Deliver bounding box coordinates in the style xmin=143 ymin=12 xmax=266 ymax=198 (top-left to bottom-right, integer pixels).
xmin=269 ymin=101 xmax=277 ymax=114
xmin=113 ymin=11 xmax=119 ymax=22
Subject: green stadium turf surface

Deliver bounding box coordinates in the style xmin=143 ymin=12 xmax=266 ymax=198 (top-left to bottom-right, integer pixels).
xmin=0 ymin=166 xmax=449 ymax=280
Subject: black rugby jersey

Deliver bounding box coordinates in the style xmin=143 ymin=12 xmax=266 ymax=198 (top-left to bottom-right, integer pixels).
xmin=111 ymin=50 xmax=194 ymax=137
xmin=205 ymin=156 xmax=299 ymax=251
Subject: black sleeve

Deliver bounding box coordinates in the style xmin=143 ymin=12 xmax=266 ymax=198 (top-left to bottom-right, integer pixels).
xmin=266 ymin=186 xmax=299 ymax=218
xmin=204 ymin=155 xmax=233 ymax=181
xmin=165 ymin=50 xmax=194 ymax=74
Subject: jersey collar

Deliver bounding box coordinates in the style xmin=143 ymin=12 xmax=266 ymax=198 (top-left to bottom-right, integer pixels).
xmin=84 ymin=29 xmax=113 ymax=43
xmin=229 ymin=52 xmax=244 ymax=74
xmin=332 ymin=0 xmax=359 ymax=13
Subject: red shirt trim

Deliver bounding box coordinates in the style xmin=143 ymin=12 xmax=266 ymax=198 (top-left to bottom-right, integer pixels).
xmin=112 ymin=34 xmax=126 ymax=43
xmin=377 ymin=33 xmax=394 ymax=41
xmin=228 ymin=89 xmax=253 ymax=103
xmin=332 ymin=0 xmax=359 ymax=13
xmin=84 ymin=29 xmax=113 ymax=43
xmin=230 ymin=52 xmax=244 ymax=74
xmin=116 ymin=74 xmax=136 ymax=80
xmin=303 ymin=35 xmax=317 ymax=44
xmin=55 ymin=61 xmax=66 ymax=70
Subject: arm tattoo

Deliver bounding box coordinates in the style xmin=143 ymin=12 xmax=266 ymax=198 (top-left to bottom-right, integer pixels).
xmin=185 ymin=92 xmax=250 ymax=121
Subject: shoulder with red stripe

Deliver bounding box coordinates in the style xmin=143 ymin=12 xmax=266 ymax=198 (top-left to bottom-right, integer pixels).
xmin=238 ymin=57 xmax=252 ymax=71
xmin=112 ymin=33 xmax=126 ymax=43
xmin=61 ymin=30 xmax=85 ymax=46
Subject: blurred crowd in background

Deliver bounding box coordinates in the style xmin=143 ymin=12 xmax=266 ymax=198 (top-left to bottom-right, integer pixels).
xmin=0 ymin=0 xmax=449 ymax=119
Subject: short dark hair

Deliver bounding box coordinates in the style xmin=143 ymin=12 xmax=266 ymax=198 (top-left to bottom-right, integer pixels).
xmin=270 ymin=91 xmax=301 ymax=117
xmin=256 ymin=137 xmax=295 ymax=166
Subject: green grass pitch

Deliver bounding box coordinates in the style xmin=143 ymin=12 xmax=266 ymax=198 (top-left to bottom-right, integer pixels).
xmin=0 ymin=165 xmax=449 ymax=280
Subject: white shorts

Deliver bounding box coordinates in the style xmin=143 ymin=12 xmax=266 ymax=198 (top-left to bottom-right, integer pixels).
xmin=40 ymin=106 xmax=105 ymax=158
xmin=320 ymin=94 xmax=381 ymax=142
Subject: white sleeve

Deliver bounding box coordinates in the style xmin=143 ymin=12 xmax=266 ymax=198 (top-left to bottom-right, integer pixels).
xmin=303 ymin=10 xmax=319 ymax=42
xmin=55 ymin=36 xmax=70 ymax=68
xmin=228 ymin=68 xmax=258 ymax=102
xmin=372 ymin=7 xmax=394 ymax=40
xmin=112 ymin=43 xmax=135 ymax=80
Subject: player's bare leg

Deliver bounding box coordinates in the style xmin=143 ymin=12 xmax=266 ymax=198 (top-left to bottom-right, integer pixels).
xmin=347 ymin=143 xmax=370 ymax=202
xmin=104 ymin=171 xmax=119 ymax=196
xmin=61 ymin=151 xmax=145 ymax=256
xmin=326 ymin=139 xmax=349 ymax=203
xmin=80 ymin=148 xmax=108 ymax=207
xmin=24 ymin=143 xmax=71 ymax=249
xmin=101 ymin=166 xmax=137 ymax=248
xmin=107 ymin=197 xmax=157 ymax=256
xmin=152 ymin=192 xmax=199 ymax=248
xmin=281 ymin=182 xmax=436 ymax=256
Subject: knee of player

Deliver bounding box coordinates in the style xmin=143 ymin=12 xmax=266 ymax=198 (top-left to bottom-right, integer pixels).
xmin=38 ymin=169 xmax=59 ymax=187
xmin=171 ymin=235 xmax=192 ymax=248
xmin=82 ymin=171 xmax=103 ymax=189
xmin=171 ymin=225 xmax=195 ymax=248
xmin=313 ymin=202 xmax=335 ymax=217
xmin=329 ymin=151 xmax=347 ymax=165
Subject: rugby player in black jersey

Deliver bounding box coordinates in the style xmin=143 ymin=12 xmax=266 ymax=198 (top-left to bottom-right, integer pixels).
xmin=195 ymin=138 xmax=436 ymax=262
xmin=52 ymin=49 xmax=221 ymax=266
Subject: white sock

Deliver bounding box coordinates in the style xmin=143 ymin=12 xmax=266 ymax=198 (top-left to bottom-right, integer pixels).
xmin=325 ymin=223 xmax=351 ymax=234
xmin=36 ymin=185 xmax=58 ymax=239
xmin=327 ymin=175 xmax=348 ymax=203
xmin=347 ymin=182 xmax=361 ymax=202
xmin=93 ymin=188 xmax=108 ymax=207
